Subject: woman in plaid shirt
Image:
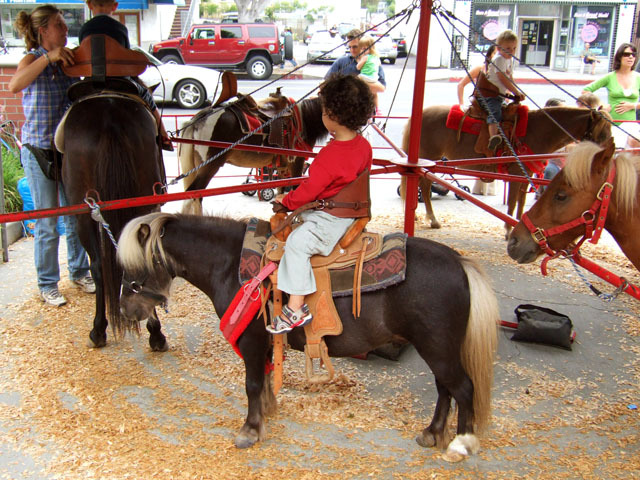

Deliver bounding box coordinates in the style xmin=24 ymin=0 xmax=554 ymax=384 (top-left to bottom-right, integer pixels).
xmin=9 ymin=5 xmax=94 ymax=307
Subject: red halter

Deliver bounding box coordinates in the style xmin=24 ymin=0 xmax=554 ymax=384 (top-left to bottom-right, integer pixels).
xmin=521 ymin=160 xmax=616 ymax=266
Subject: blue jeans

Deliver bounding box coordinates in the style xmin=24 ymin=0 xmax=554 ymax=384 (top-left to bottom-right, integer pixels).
xmin=278 ymin=210 xmax=353 ymax=296
xmin=21 ymin=147 xmax=90 ymax=292
xmin=484 ymin=96 xmax=505 ymax=124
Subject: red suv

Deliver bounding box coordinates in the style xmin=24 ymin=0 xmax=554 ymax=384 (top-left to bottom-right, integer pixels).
xmin=150 ymin=23 xmax=282 ymax=80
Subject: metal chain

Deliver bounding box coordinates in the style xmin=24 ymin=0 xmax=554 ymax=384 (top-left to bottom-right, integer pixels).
xmin=566 ymin=255 xmax=626 ymax=302
xmin=84 ymin=197 xmax=118 ymax=250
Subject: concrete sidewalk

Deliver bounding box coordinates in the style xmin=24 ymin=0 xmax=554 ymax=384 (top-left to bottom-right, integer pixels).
xmin=274 ymin=52 xmax=598 ymax=86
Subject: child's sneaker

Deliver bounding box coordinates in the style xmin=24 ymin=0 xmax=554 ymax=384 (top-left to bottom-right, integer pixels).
xmin=266 ymin=304 xmax=313 ymax=334
xmin=488 ymin=135 xmax=502 ymax=152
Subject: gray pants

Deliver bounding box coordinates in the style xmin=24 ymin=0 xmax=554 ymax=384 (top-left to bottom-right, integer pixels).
xmin=277 ymin=210 xmax=354 ymax=296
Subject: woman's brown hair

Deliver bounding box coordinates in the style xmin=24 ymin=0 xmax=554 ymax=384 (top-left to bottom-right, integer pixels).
xmin=14 ymin=4 xmax=61 ymax=52
xmin=612 ymin=43 xmax=638 ymax=71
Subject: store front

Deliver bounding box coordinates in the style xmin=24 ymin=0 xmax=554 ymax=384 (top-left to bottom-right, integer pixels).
xmin=455 ymin=0 xmax=636 ymax=72
xmin=0 ymin=0 xmax=149 ymax=47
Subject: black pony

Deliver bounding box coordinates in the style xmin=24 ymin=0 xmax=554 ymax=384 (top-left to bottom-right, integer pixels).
xmin=178 ymin=94 xmax=327 ymax=214
xmin=62 ymin=95 xmax=167 ymax=350
xmin=116 ymin=212 xmax=499 ymax=462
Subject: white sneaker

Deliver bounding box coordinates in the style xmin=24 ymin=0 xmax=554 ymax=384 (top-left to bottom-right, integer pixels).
xmin=41 ymin=289 xmax=67 ymax=307
xmin=73 ymin=275 xmax=96 ymax=294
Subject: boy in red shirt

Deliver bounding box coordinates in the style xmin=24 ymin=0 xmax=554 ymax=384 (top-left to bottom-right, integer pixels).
xmin=266 ymin=75 xmax=375 ymax=334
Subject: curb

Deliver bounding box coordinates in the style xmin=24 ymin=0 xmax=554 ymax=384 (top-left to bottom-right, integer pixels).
xmin=1 ymin=221 xmax=24 ymax=247
xmin=448 ymin=76 xmax=592 ymax=86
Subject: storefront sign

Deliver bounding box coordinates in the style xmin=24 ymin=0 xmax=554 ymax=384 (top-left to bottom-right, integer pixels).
xmin=482 ymin=20 xmax=500 ymax=40
xmin=581 ymin=23 xmax=599 ymax=42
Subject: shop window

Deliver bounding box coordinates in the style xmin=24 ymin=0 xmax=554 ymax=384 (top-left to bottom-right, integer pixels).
xmin=470 ymin=4 xmax=515 ymax=54
xmin=571 ymin=6 xmax=613 ymax=58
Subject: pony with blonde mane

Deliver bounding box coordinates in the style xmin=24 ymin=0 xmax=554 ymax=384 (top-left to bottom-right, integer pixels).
xmin=508 ymin=139 xmax=640 ymax=270
xmin=116 ymin=212 xmax=499 ymax=462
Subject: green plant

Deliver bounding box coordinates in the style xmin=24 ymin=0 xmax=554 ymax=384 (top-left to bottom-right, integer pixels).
xmin=2 ymin=146 xmax=23 ymax=213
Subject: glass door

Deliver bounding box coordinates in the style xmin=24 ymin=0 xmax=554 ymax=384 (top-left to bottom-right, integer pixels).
xmin=519 ymin=19 xmax=554 ymax=66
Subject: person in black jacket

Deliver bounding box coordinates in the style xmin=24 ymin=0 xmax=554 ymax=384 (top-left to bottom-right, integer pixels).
xmin=79 ymin=0 xmax=129 ymax=48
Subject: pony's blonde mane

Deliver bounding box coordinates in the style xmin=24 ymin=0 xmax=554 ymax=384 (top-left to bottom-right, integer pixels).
xmin=563 ymin=142 xmax=639 ymax=216
xmin=117 ymin=212 xmax=177 ymax=272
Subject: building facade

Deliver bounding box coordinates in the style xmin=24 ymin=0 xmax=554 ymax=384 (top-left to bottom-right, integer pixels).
xmin=451 ymin=0 xmax=638 ymax=73
xmin=0 ymin=0 xmax=184 ymax=48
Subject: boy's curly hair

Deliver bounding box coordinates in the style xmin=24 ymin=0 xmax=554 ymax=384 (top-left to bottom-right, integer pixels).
xmin=319 ymin=75 xmax=375 ymax=131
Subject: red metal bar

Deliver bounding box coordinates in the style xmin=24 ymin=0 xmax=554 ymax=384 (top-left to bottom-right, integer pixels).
xmin=404 ymin=0 xmax=433 ymax=236
xmin=370 ymin=123 xmax=405 ymax=157
xmin=422 ymin=171 xmax=518 ymax=226
xmin=437 ymin=152 xmax=568 ymax=167
xmin=172 ymin=137 xmax=318 ymax=159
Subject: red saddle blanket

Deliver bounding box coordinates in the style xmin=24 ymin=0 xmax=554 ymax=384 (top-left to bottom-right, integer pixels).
xmin=446 ymin=104 xmax=529 ymax=137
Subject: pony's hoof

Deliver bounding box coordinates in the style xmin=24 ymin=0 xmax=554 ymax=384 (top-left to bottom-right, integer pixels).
xmin=442 ymin=450 xmax=466 ymax=463
xmin=430 ymin=221 xmax=442 ymax=229
xmin=415 ymin=431 xmax=436 ymax=448
xmin=234 ymin=431 xmax=259 ymax=449
xmin=442 ymin=434 xmax=480 ymax=462
xmin=87 ymin=334 xmax=106 ymax=349
xmin=150 ymin=342 xmax=169 ymax=352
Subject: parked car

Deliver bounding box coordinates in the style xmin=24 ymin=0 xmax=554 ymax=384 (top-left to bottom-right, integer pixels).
xmin=370 ymin=31 xmax=397 ymax=64
xmin=150 ymin=23 xmax=281 ymax=80
xmin=306 ymin=30 xmax=344 ymax=63
xmin=136 ymin=48 xmax=221 ymax=109
xmin=393 ymin=32 xmax=407 ymax=57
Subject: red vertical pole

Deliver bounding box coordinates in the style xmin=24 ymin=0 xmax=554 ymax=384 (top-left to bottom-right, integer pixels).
xmin=404 ymin=0 xmax=433 ymax=236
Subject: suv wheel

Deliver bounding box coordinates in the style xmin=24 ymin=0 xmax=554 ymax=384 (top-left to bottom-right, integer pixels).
xmin=246 ymin=55 xmax=272 ymax=80
xmin=162 ymin=54 xmax=183 ymax=65
xmin=175 ymin=79 xmax=206 ymax=109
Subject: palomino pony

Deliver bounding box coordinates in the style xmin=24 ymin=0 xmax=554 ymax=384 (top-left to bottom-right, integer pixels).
xmin=507 ymin=139 xmax=640 ymax=271
xmin=402 ymin=106 xmax=612 ymax=236
xmin=115 ymin=212 xmax=499 ymax=462
xmin=62 ymin=95 xmax=167 ymax=350
xmin=178 ymin=94 xmax=327 ymax=214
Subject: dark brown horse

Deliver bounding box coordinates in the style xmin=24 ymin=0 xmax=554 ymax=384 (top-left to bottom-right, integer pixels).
xmin=115 ymin=212 xmax=498 ymax=462
xmin=508 ymin=140 xmax=640 ymax=271
xmin=178 ymin=94 xmax=327 ymax=214
xmin=401 ymin=106 xmax=612 ymax=237
xmin=62 ymin=94 xmax=167 ymax=350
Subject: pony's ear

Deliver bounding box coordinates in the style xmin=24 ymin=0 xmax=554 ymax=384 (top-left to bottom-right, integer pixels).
xmin=591 ymin=137 xmax=615 ymax=174
xmin=137 ymin=223 xmax=151 ymax=246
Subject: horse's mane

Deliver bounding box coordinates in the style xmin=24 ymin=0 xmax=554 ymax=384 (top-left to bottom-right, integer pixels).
xmin=298 ymin=96 xmax=328 ymax=145
xmin=117 ymin=212 xmax=177 ymax=273
xmin=117 ymin=212 xmax=248 ymax=272
xmin=564 ymin=142 xmax=639 ymax=215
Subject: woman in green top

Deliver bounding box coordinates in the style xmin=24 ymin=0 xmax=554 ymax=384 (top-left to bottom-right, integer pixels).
xmin=582 ymin=43 xmax=640 ymax=148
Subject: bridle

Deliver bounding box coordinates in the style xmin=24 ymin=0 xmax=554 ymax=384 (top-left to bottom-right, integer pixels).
xmin=120 ymin=255 xmax=175 ymax=307
xmin=521 ymin=159 xmax=616 ymax=262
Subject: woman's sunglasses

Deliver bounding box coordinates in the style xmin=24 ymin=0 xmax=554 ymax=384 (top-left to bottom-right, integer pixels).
xmin=622 ymin=51 xmax=637 ymax=58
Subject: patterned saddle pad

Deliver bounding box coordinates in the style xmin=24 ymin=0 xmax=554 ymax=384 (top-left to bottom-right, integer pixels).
xmin=239 ymin=218 xmax=407 ymax=296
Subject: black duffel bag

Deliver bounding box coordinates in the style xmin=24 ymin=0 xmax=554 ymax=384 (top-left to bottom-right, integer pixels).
xmin=24 ymin=144 xmax=62 ymax=181
xmin=511 ymin=304 xmax=574 ymax=350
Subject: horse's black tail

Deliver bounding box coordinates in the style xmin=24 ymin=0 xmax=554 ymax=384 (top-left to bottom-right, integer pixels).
xmin=95 ymin=126 xmax=145 ymax=337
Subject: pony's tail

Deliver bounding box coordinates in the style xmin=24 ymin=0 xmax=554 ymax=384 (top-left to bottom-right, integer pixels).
xmin=460 ymin=258 xmax=499 ymax=432
xmin=96 ymin=130 xmax=141 ymax=337
xmin=176 ymin=123 xmax=204 ymax=215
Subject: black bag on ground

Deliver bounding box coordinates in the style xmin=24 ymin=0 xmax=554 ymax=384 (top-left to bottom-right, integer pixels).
xmin=24 ymin=144 xmax=62 ymax=181
xmin=512 ymin=304 xmax=573 ymax=350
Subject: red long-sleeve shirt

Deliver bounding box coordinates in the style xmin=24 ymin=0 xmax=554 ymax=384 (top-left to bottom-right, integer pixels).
xmin=282 ymin=135 xmax=372 ymax=211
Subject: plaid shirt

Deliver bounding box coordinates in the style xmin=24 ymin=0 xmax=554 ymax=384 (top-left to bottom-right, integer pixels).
xmin=21 ymin=47 xmax=75 ymax=149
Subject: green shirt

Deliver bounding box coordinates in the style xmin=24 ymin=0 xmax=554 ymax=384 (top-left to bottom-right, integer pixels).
xmin=583 ymin=71 xmax=640 ymax=123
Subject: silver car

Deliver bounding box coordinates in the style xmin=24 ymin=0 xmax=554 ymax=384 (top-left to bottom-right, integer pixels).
xmin=135 ymin=48 xmax=221 ymax=109
xmin=307 ymin=30 xmax=344 ymax=63
xmin=370 ymin=32 xmax=398 ymax=64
